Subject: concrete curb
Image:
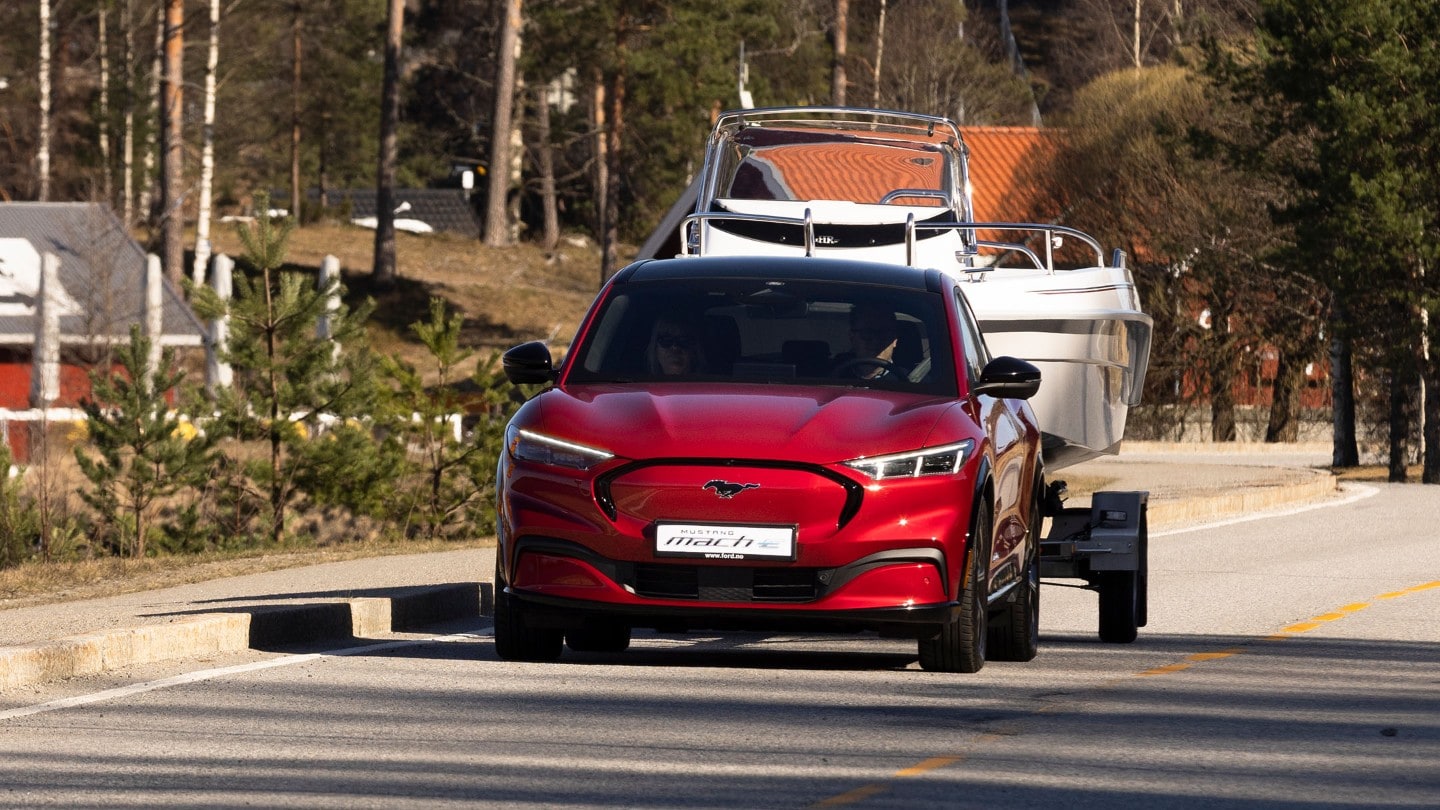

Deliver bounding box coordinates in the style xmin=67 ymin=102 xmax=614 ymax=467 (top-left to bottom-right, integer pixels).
xmin=1147 ymin=469 xmax=1338 ymax=529
xmin=0 ymin=583 xmax=490 ymax=692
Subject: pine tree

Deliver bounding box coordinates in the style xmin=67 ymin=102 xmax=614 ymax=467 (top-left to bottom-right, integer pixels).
xmin=74 ymin=325 xmax=216 ymax=558
xmin=380 ymin=298 xmax=501 ymax=540
xmin=190 ymin=201 xmax=388 ymax=545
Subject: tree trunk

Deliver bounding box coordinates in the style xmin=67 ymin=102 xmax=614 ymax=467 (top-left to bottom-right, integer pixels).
xmin=38 ymin=0 xmax=52 ymax=201
xmin=160 ymin=0 xmax=185 ymax=285
xmin=99 ymin=5 xmax=113 ymax=207
xmin=831 ymin=0 xmax=848 ymax=106
xmin=122 ymin=0 xmax=135 ymax=224
xmin=141 ymin=11 xmax=162 ymax=222
xmin=290 ymin=2 xmax=303 ymax=225
xmin=1207 ymin=291 xmax=1238 ymax=442
xmin=871 ymin=0 xmax=886 ymax=109
xmin=1209 ymin=368 xmax=1237 ymax=441
xmin=536 ymin=85 xmax=559 ymax=251
xmin=1264 ymin=347 xmax=1302 ymax=442
xmin=1425 ymin=327 xmax=1440 ymax=483
xmin=372 ymin=0 xmax=404 ymax=285
xmin=592 ymin=70 xmax=607 ymax=284
xmin=600 ymin=17 xmax=627 ymax=284
xmin=484 ymin=0 xmax=522 ymax=246
xmin=1329 ymin=310 xmax=1359 ymax=467
xmin=1133 ymin=0 xmax=1143 ymax=69
xmin=1387 ymin=366 xmax=1414 ymax=483
xmin=193 ymin=0 xmax=220 ymax=286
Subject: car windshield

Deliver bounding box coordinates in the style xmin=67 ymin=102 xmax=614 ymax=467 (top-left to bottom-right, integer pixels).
xmin=568 ymin=277 xmax=957 ymax=396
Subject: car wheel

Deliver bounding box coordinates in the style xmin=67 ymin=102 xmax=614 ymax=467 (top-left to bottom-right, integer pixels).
xmin=566 ymin=622 xmax=632 ymax=653
xmin=918 ymin=500 xmax=989 ymax=673
xmin=989 ymin=488 xmax=1040 ymax=662
xmin=493 ymin=561 xmax=563 ymax=662
xmin=1097 ymin=570 xmax=1139 ymax=644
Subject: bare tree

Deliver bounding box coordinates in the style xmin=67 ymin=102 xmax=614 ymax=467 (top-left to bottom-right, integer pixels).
xmin=484 ymin=0 xmax=523 ymax=247
xmin=372 ymin=0 xmax=403 ymax=284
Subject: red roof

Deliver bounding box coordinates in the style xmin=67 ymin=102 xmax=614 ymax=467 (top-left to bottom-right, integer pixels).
xmin=959 ymin=127 xmax=1056 ymax=222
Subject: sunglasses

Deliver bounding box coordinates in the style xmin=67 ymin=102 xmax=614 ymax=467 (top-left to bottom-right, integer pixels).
xmin=656 ymin=334 xmax=697 ymax=350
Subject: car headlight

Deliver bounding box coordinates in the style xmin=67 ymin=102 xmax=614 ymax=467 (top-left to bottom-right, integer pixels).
xmin=506 ymin=425 xmax=614 ymax=470
xmin=843 ymin=440 xmax=975 ymax=480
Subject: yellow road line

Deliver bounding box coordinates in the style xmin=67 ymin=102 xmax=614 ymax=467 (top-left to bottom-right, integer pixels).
xmin=812 ymin=579 xmax=1439 ymax=806
xmin=895 ymin=756 xmax=962 ymax=777
xmin=812 ymin=784 xmax=887 ymax=807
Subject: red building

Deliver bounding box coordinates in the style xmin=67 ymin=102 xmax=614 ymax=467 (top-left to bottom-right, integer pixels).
xmin=0 ymin=203 xmax=206 ymax=460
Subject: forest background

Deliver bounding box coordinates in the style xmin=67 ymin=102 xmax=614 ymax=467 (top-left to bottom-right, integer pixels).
xmin=0 ymin=0 xmax=1439 ymax=582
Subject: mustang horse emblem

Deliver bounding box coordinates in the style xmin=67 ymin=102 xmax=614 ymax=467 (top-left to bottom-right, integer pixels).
xmin=703 ymin=480 xmax=759 ymax=499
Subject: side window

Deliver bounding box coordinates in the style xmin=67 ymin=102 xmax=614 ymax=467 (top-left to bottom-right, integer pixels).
xmin=953 ymin=288 xmax=989 ymax=384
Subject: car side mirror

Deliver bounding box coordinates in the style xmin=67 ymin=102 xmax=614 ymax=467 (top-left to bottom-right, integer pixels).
xmin=502 ymin=341 xmax=557 ymax=385
xmin=974 ymin=356 xmax=1041 ymax=400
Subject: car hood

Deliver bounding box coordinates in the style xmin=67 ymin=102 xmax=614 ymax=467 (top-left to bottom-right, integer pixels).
xmin=529 ymin=383 xmax=960 ymax=464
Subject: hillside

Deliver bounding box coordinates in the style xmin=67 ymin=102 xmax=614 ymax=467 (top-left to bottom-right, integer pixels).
xmin=204 ymin=221 xmax=615 ymax=373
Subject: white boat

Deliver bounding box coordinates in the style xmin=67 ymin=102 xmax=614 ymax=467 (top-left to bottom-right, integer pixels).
xmin=676 ymin=106 xmax=1152 ymax=470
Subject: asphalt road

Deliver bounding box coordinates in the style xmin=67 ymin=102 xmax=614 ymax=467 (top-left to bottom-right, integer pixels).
xmin=0 ymin=481 xmax=1435 ymax=809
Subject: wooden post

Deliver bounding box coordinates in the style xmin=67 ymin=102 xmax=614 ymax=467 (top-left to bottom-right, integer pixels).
xmin=207 ymin=253 xmax=233 ymax=391
xmin=30 ymin=253 xmax=61 ymax=407
xmin=317 ymin=254 xmax=341 ymax=361
xmin=144 ymin=254 xmax=164 ymax=379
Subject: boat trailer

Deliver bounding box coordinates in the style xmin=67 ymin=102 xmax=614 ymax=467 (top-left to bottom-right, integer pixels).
xmin=1039 ymin=485 xmax=1149 ymax=643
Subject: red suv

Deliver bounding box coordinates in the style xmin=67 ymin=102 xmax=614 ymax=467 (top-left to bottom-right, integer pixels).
xmin=497 ymin=255 xmax=1044 ymax=672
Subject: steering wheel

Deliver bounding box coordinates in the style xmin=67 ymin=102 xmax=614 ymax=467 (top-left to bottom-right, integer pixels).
xmin=834 ymin=357 xmax=902 ymax=378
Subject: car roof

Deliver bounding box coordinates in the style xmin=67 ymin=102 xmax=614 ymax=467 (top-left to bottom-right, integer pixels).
xmin=614 ymin=255 xmax=944 ymax=292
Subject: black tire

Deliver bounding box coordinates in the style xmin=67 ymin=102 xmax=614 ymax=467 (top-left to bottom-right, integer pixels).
xmin=919 ymin=500 xmax=989 ymax=673
xmin=566 ymin=622 xmax=632 ymax=653
xmin=989 ymin=488 xmax=1040 ymax=662
xmin=1097 ymin=570 xmax=1139 ymax=644
xmin=1137 ymin=511 xmax=1149 ymax=628
xmin=493 ymin=561 xmax=563 ymax=662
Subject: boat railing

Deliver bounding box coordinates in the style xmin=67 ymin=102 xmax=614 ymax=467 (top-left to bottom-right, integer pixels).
xmin=682 ymin=210 xmax=1122 ymax=274
xmin=906 ymin=216 xmax=1109 ymax=273
xmin=713 ymin=106 xmax=963 ymax=142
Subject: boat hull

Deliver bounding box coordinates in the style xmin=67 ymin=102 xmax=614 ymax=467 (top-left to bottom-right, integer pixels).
xmin=957 ymin=266 xmax=1151 ymax=471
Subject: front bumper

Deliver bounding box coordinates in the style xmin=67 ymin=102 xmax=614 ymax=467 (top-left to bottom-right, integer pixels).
xmin=505 ymin=537 xmax=960 ymax=633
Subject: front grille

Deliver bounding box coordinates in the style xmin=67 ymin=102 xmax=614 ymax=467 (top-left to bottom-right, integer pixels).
xmin=632 ymin=564 xmax=821 ymax=603
xmin=633 ymin=564 xmax=699 ymax=599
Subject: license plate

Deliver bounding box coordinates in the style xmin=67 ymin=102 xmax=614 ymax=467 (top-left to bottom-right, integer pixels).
xmin=655 ymin=523 xmax=796 ymax=561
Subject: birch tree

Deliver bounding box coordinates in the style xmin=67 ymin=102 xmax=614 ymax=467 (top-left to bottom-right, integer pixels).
xmin=193 ymin=0 xmax=220 ymax=286
xmin=38 ymin=0 xmax=52 ymax=201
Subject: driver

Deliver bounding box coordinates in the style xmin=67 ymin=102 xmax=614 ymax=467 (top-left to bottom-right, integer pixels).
xmin=835 ymin=302 xmax=903 ymax=379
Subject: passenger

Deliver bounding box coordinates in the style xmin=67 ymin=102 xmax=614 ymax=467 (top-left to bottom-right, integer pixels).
xmin=835 ymin=302 xmax=902 ymax=379
xmin=647 ymin=315 xmax=706 ymax=376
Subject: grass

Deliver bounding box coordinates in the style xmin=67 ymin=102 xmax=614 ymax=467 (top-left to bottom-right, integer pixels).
xmin=207 ymin=221 xmax=611 ymax=372
xmin=4 ymin=222 xmax=611 ymax=610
